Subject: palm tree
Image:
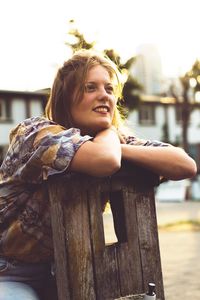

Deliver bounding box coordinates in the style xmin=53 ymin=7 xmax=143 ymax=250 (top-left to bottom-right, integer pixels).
xmin=178 ymin=60 xmax=200 ymax=152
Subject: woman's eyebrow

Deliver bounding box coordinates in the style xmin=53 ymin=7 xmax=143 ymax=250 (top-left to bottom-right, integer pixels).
xmin=85 ymin=80 xmax=113 ymax=86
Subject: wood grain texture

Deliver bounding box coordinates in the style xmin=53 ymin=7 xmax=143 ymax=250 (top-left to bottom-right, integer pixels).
xmin=48 ymin=165 xmax=165 ymax=300
xmin=48 ymin=180 xmax=70 ymax=300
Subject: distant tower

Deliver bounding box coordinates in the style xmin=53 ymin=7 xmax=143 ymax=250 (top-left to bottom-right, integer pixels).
xmin=131 ymin=44 xmax=163 ymax=95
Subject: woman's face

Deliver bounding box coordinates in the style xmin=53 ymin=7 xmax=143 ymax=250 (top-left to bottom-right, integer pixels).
xmin=70 ymin=65 xmax=117 ymax=135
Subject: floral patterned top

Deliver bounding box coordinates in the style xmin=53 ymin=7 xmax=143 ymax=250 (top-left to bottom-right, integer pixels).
xmin=0 ymin=117 xmax=167 ymax=263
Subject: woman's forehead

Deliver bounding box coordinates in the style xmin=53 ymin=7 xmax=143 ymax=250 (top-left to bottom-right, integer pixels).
xmin=86 ymin=65 xmax=114 ymax=82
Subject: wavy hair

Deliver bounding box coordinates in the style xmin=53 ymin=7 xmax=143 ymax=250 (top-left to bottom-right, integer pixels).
xmin=45 ymin=49 xmax=124 ymax=130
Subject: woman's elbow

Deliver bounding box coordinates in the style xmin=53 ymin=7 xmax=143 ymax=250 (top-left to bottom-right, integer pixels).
xmin=108 ymin=159 xmax=121 ymax=175
xmin=92 ymin=155 xmax=121 ymax=177
xmin=170 ymin=158 xmax=197 ymax=180
xmin=182 ymin=159 xmax=197 ymax=179
xmin=99 ymin=158 xmax=121 ymax=177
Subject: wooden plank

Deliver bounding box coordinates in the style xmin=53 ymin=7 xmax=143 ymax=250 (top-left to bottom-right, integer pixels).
xmin=135 ymin=190 xmax=165 ymax=300
xmin=49 ymin=176 xmax=96 ymax=300
xmin=106 ymin=184 xmax=143 ymax=296
xmin=115 ymin=188 xmax=144 ymax=295
xmin=88 ymin=180 xmax=121 ymax=300
xmin=62 ymin=178 xmax=96 ymax=300
xmin=109 ymin=177 xmax=144 ymax=296
xmin=48 ymin=180 xmax=71 ymax=300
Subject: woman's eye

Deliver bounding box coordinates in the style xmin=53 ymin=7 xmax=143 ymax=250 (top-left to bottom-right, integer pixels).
xmin=106 ymin=85 xmax=114 ymax=94
xmin=85 ymin=84 xmax=95 ymax=92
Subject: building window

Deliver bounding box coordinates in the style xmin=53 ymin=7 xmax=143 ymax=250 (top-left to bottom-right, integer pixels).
xmin=0 ymin=99 xmax=6 ymax=119
xmin=139 ymin=105 xmax=155 ymax=125
xmin=0 ymin=99 xmax=11 ymax=121
xmin=0 ymin=145 xmax=8 ymax=165
xmin=0 ymin=147 xmax=3 ymax=165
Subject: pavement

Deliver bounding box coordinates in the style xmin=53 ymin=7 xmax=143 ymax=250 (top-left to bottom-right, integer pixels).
xmin=155 ymin=201 xmax=200 ymax=226
xmin=156 ymin=201 xmax=200 ymax=300
xmin=103 ymin=200 xmax=200 ymax=300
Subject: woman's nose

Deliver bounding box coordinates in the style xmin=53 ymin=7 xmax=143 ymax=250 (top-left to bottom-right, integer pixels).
xmin=98 ymin=87 xmax=109 ymax=100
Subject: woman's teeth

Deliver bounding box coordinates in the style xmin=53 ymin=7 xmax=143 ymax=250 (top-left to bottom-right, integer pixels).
xmin=94 ymin=107 xmax=109 ymax=112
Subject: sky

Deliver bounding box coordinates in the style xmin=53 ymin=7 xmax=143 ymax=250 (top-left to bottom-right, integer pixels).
xmin=0 ymin=0 xmax=200 ymax=91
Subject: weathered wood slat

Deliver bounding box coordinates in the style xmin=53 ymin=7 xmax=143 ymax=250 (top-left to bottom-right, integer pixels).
xmin=136 ymin=191 xmax=164 ymax=300
xmin=48 ymin=177 xmax=96 ymax=300
xmin=48 ymin=165 xmax=165 ymax=300
xmin=88 ymin=182 xmax=121 ymax=299
xmin=116 ymin=188 xmax=143 ymax=295
xmin=62 ymin=178 xmax=96 ymax=299
xmin=48 ymin=181 xmax=71 ymax=300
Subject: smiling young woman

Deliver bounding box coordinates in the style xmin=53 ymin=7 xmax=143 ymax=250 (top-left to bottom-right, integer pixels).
xmin=0 ymin=49 xmax=197 ymax=300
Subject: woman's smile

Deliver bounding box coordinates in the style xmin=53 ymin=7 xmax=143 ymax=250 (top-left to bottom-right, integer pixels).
xmin=93 ymin=105 xmax=110 ymax=113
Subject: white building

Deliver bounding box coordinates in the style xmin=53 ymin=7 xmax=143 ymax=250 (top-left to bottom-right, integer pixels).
xmin=0 ymin=89 xmax=48 ymax=163
xmin=126 ymin=94 xmax=200 ymax=171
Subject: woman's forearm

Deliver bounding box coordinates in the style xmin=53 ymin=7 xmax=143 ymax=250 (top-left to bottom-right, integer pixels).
xmin=121 ymin=144 xmax=197 ymax=180
xmin=70 ymin=128 xmax=121 ymax=177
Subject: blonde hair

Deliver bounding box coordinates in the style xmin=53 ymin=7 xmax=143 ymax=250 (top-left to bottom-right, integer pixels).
xmin=45 ymin=49 xmax=124 ymax=130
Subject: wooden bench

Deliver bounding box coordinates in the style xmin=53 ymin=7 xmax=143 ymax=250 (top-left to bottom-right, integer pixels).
xmin=48 ymin=163 xmax=164 ymax=300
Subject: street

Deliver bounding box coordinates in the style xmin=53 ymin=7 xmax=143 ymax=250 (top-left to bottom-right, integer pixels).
xmin=156 ymin=200 xmax=200 ymax=226
xmin=156 ymin=201 xmax=200 ymax=300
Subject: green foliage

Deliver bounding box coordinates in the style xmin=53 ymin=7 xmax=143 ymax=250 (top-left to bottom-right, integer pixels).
xmin=104 ymin=49 xmax=121 ymax=69
xmin=103 ymin=49 xmax=135 ymax=71
xmin=180 ymin=59 xmax=200 ymax=94
xmin=177 ymin=59 xmax=200 ymax=152
xmin=186 ymin=59 xmax=200 ymax=92
xmin=66 ymin=20 xmax=95 ymax=52
xmin=122 ymin=76 xmax=143 ymax=110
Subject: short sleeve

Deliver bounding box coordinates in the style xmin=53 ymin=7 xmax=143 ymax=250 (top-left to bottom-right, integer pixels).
xmin=1 ymin=117 xmax=92 ymax=184
xmin=125 ymin=136 xmax=169 ymax=147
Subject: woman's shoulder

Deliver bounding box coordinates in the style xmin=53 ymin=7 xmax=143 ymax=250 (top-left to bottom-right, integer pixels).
xmin=9 ymin=116 xmax=60 ymax=143
xmin=17 ymin=116 xmax=57 ymax=131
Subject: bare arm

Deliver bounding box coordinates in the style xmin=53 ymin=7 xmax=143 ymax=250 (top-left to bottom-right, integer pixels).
xmin=121 ymin=144 xmax=197 ymax=180
xmin=70 ymin=128 xmax=121 ymax=177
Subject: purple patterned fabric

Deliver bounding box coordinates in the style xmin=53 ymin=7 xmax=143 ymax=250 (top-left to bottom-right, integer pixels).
xmin=0 ymin=117 xmax=92 ymax=262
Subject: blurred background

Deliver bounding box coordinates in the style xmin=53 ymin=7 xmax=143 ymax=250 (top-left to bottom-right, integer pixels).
xmin=0 ymin=0 xmax=200 ymax=298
